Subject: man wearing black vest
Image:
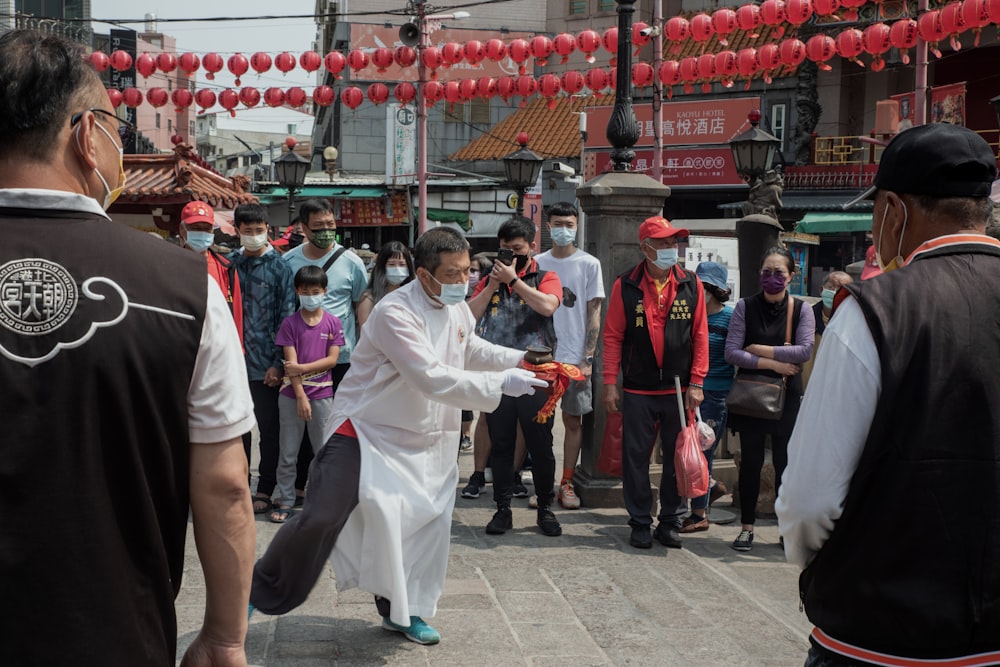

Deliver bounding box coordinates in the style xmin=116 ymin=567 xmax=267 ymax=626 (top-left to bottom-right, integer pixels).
xmin=0 ymin=31 xmax=256 ymax=665
xmin=777 ymin=123 xmax=1000 ymax=667
xmin=602 ymin=217 xmax=708 ymax=550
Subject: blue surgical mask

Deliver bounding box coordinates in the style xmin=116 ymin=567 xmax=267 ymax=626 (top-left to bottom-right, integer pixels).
xmin=652 ymin=247 xmax=679 ymax=270
xmin=185 ymin=230 xmax=214 ymax=252
xmin=386 ymin=266 xmax=409 ymax=285
xmin=821 ymin=288 xmax=836 ymax=310
xmin=550 ymin=226 xmax=577 ymax=247
xmin=429 ymin=273 xmax=467 ymax=306
xmin=299 ymin=294 xmax=324 ymax=311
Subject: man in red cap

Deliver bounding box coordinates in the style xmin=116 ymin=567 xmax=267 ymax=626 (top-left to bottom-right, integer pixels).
xmin=602 ymin=216 xmax=709 ymax=550
xmin=180 ymin=199 xmax=244 ymax=347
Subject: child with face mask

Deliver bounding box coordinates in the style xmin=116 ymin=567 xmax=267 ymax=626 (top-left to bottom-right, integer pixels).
xmin=356 ymin=242 xmax=415 ymax=327
xmin=272 ymin=265 xmax=345 ymax=523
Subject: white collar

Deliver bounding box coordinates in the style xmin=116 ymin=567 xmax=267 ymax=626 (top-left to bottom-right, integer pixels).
xmin=0 ymin=188 xmax=110 ymax=220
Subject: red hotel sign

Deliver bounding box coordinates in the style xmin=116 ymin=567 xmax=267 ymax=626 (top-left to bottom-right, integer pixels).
xmin=587 ymin=147 xmax=745 ymax=187
xmin=584 ymin=97 xmax=761 ymax=148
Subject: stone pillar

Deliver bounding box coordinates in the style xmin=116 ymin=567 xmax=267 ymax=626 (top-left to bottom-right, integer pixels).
xmin=573 ymin=172 xmax=670 ymax=507
xmin=735 ymin=213 xmax=784 ymax=299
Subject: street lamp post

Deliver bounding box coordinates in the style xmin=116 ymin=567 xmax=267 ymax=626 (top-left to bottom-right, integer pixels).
xmin=274 ymin=137 xmax=311 ymax=227
xmin=608 ymin=0 xmax=640 ymax=172
xmin=502 ymin=131 xmax=543 ymax=217
xmin=323 ymin=146 xmax=338 ymax=182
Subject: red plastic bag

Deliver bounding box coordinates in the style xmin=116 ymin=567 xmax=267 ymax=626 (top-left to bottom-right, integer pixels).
xmin=675 ymin=409 xmax=709 ymax=498
xmin=597 ymin=411 xmax=623 ymax=477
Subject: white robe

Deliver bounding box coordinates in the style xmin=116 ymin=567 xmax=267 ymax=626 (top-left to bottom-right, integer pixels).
xmin=328 ymin=280 xmax=522 ymax=626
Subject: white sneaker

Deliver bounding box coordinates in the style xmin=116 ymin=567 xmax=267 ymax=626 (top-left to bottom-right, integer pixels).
xmin=528 ymin=495 xmax=538 ymax=508
xmin=520 ymin=470 xmax=534 ymax=486
xmin=483 ymin=467 xmax=493 ymax=484
xmin=558 ymin=481 xmax=581 ymax=509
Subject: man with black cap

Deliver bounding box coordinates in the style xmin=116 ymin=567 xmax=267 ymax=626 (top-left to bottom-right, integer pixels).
xmin=777 ymin=123 xmax=1000 ymax=666
xmin=602 ymin=216 xmax=708 ymax=550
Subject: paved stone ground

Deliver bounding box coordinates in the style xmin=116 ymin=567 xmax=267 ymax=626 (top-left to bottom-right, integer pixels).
xmin=175 ymin=415 xmax=812 ymax=666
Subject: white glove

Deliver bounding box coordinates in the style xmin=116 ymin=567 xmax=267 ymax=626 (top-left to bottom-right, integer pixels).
xmin=501 ymin=368 xmax=548 ymax=397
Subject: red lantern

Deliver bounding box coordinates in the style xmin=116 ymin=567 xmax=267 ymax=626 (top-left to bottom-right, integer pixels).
xmin=633 ymin=22 xmax=652 ymax=49
xmin=806 ymin=34 xmax=837 ymax=70
xmin=760 ymin=0 xmax=787 ymax=38
xmin=313 ymin=85 xmax=335 ymax=107
xmin=690 ymin=14 xmax=715 ymax=42
xmin=122 ymin=87 xmax=144 ymax=108
xmin=962 ymin=0 xmax=991 ymax=46
xmin=632 ymin=62 xmax=655 ymax=87
xmin=219 ymin=89 xmax=239 ymax=116
xmin=194 ymin=89 xmax=216 ymax=112
xmin=496 ymin=76 xmax=516 ymax=101
xmin=553 ymin=33 xmax=576 ymax=63
xmin=264 ymin=88 xmax=285 ymax=107
xmin=423 ymin=80 xmax=444 ymax=106
xmin=240 ymin=87 xmax=261 ymax=108
xmin=756 ymin=43 xmax=780 ymax=83
xmin=530 ymin=35 xmax=554 ymax=66
xmin=341 ymin=86 xmax=364 ymax=110
xmin=538 ymin=73 xmax=560 ymax=109
xmin=324 ymin=51 xmax=346 ymax=77
xmin=393 ymin=82 xmax=416 ymax=105
xmin=421 ymin=46 xmax=443 ymax=77
xmin=89 ymin=51 xmax=110 ymax=72
xmin=146 ymin=87 xmax=169 ymax=108
xmin=560 ymin=70 xmax=585 ymax=94
xmin=171 ymin=89 xmax=193 ymax=112
xmin=736 ymin=48 xmax=759 ymax=77
xmin=736 ymin=5 xmax=762 ymax=36
xmin=178 ymin=52 xmax=200 ymax=75
xmin=347 ymin=49 xmax=370 ymax=72
xmin=250 ymin=52 xmax=272 ymax=75
xmin=367 ymin=82 xmax=390 ymax=105
xmin=394 ymin=46 xmax=417 ymax=68
xmin=918 ymin=10 xmax=946 ymax=57
xmin=444 ymin=81 xmax=462 ymax=108
xmin=779 ymin=38 xmax=807 ymax=66
xmin=940 ymin=2 xmax=968 ymax=50
xmin=840 ymin=0 xmax=867 ymax=21
xmin=715 ymin=51 xmax=737 ymax=88
xmin=286 ymin=87 xmax=307 ymax=107
xmin=508 ymin=39 xmax=531 ymax=74
xmin=988 ymin=0 xmax=1000 ymax=23
xmin=658 ymin=60 xmax=681 ymax=96
xmin=372 ymin=47 xmax=394 ymax=73
xmin=712 ymin=9 xmax=738 ymax=45
xmin=485 ymin=38 xmax=507 ymax=62
xmin=607 ymin=66 xmax=617 ymax=90
xmin=106 ymin=87 xmax=123 ymax=108
xmin=110 ymin=50 xmax=133 ymax=72
xmin=477 ymin=77 xmax=497 ymax=99
xmin=269 ymin=52 xmax=290 ymax=76
xmin=679 ymin=57 xmax=698 ymax=94
xmin=135 ymin=53 xmax=157 ymax=79
xmin=300 ymin=51 xmax=322 ymax=73
xmin=516 ymin=75 xmax=537 ymax=99
xmin=459 ymin=78 xmax=478 ymax=101
xmin=464 ymin=40 xmax=486 ymax=65
xmin=203 ymin=53 xmax=224 ymax=80
xmin=577 ymin=29 xmax=601 ymax=63
xmin=154 ymin=52 xmax=175 ymax=74
xmin=585 ymin=67 xmax=609 ymax=91
xmin=665 ymin=16 xmax=690 ymax=43
xmin=227 ymin=53 xmax=249 ymax=86
xmin=785 ymin=0 xmax=813 ymax=25
xmin=863 ymin=23 xmax=892 ymax=54
xmin=813 ymin=0 xmax=840 ymax=15
xmin=696 ymin=53 xmax=717 ymax=79
xmin=442 ymin=42 xmax=464 ymax=66
xmin=602 ymin=27 xmax=618 ymax=55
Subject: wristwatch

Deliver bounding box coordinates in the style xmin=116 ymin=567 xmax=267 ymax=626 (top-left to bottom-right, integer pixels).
xmin=508 ymin=277 xmax=519 ymax=287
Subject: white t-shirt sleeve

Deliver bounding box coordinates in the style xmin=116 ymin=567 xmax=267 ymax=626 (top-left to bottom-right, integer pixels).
xmin=776 ymin=295 xmax=881 ymax=569
xmin=187 ymin=276 xmax=256 ymax=443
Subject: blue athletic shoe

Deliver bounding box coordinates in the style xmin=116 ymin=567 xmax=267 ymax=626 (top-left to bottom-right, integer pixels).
xmin=381 ymin=615 xmax=441 ymax=645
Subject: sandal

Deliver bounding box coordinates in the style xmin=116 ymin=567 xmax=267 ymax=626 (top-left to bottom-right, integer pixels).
xmin=269 ymin=507 xmax=292 ymax=524
xmin=252 ymin=494 xmax=272 ymax=514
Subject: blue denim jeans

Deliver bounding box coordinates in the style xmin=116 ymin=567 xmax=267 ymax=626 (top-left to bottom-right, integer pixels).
xmin=691 ymin=389 xmax=729 ymax=511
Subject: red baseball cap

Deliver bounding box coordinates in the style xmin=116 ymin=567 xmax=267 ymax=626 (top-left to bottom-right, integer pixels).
xmin=180 ymin=200 xmax=218 ymax=227
xmin=639 ymin=216 xmax=689 ymax=241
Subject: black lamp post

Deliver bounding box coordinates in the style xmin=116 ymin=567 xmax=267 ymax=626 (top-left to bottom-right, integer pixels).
xmin=503 ymin=131 xmax=543 ymax=216
xmin=729 ymin=110 xmax=782 ymax=182
xmin=607 ymin=0 xmax=640 ymax=172
xmin=274 ymin=138 xmax=311 ymax=225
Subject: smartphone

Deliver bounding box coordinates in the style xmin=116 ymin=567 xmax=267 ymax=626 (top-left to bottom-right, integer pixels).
xmin=496 ymin=248 xmax=514 ymax=266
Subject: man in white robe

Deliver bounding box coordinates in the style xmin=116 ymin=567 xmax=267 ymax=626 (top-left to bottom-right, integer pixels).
xmin=250 ymin=227 xmax=545 ymax=645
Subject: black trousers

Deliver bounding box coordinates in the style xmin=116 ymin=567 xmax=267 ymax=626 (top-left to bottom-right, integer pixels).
xmin=736 ymin=431 xmax=789 ymax=525
xmin=293 ymin=363 xmax=351 ymax=492
xmin=621 ymin=391 xmax=687 ymax=528
xmin=243 ymin=381 xmax=280 ymax=497
xmin=486 ymin=392 xmax=555 ymax=508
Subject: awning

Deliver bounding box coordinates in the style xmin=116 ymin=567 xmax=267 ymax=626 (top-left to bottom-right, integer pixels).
xmin=266 ymin=186 xmax=388 ymax=199
xmin=416 ymin=208 xmax=471 ymax=231
xmin=794 ymin=212 xmax=873 ymax=234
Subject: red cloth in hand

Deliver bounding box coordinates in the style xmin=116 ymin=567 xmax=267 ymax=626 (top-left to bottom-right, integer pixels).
xmin=521 ymin=361 xmax=585 ymax=423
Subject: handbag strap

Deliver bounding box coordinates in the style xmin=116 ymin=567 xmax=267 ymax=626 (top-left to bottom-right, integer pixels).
xmin=784 ymin=295 xmax=794 ymax=345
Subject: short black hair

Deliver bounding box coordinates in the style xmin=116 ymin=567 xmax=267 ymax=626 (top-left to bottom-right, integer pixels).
xmin=762 ymin=246 xmax=796 ymax=275
xmin=294 ymin=265 xmax=328 ymax=289
xmin=0 ymin=30 xmax=103 ymax=161
xmin=234 ymin=203 xmax=268 ymax=227
xmin=498 ymin=216 xmax=535 ymax=244
xmin=547 ymin=201 xmax=578 ymax=220
xmin=298 ymin=199 xmax=335 ymax=227
xmin=413 ymin=228 xmax=469 ymax=273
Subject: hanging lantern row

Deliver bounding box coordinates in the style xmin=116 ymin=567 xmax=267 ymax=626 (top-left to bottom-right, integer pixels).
xmin=107 ymin=85 xmax=330 ymax=117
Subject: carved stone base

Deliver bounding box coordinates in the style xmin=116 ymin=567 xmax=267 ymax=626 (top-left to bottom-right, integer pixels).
xmin=572 ymin=466 xmax=625 ymax=509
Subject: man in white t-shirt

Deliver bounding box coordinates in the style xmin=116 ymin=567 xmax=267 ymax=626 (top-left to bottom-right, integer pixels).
xmin=534 ymin=202 xmax=605 ymax=509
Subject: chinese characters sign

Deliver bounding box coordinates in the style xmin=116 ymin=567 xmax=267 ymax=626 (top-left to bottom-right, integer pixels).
xmin=587 ymin=147 xmax=744 ymax=187
xmin=337 ymin=193 xmax=409 ymax=227
xmin=584 ymin=97 xmax=761 ymax=149
xmin=386 ymin=104 xmax=416 ymax=186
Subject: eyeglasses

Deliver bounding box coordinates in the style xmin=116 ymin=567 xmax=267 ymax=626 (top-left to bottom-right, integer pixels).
xmin=70 ymin=108 xmax=136 ymax=145
xmin=760 ymin=269 xmax=788 ymax=279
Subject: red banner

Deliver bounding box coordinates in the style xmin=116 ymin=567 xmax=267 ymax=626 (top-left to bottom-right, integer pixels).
xmin=586 ymin=147 xmax=745 ymax=187
xmin=584 ymin=97 xmax=760 ymax=149
xmin=337 ymin=193 xmax=409 ymax=226
xmin=891 ymin=82 xmax=967 ymax=129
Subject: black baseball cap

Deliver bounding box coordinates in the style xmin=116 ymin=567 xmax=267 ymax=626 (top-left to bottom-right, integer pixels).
xmin=843 ymin=123 xmax=997 ymax=209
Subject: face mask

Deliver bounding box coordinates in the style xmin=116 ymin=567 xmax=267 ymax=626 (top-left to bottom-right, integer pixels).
xmin=821 ymin=288 xmax=836 ymax=310
xmin=514 ymin=253 xmax=529 ymax=272
xmin=288 ymin=232 xmax=305 ymax=249
xmin=185 ymin=230 xmax=214 ymax=252
xmin=385 ymin=266 xmax=409 ymax=285
xmin=550 ymin=227 xmax=577 ymax=247
xmin=468 ymin=271 xmax=480 ymax=288
xmin=240 ymin=233 xmax=268 ymax=252
xmin=427 ymin=272 xmax=467 ymax=306
xmin=875 ymin=199 xmax=908 ymax=272
xmin=80 ymin=122 xmax=126 ymax=210
xmin=650 ymin=247 xmax=679 ymax=270
xmin=299 ymin=294 xmax=324 ymax=311
xmin=310 ymin=229 xmax=337 ymax=250
xmin=760 ymin=273 xmax=787 ymax=295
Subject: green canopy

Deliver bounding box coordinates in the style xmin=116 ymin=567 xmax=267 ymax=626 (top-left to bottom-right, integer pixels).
xmin=415 ymin=208 xmax=471 ymax=231
xmin=795 ymin=212 xmax=873 ymax=234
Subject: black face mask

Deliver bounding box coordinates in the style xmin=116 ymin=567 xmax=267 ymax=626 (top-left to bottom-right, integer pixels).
xmin=514 ymin=253 xmax=529 ymax=272
xmin=288 ymin=232 xmax=305 ymax=249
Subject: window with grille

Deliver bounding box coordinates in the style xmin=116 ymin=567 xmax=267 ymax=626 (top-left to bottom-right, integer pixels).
xmin=470 ymin=98 xmax=491 ymax=125
xmin=770 ymin=104 xmax=786 ymax=152
xmin=598 ymin=0 xmax=616 ymax=12
xmin=569 ymin=0 xmax=586 ymax=14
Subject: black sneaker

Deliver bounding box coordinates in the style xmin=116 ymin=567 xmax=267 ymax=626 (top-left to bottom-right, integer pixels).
xmin=512 ymin=473 xmax=529 ymax=498
xmin=653 ymin=523 xmax=683 ymax=549
xmin=629 ymin=525 xmax=652 ymax=549
xmin=732 ymin=529 xmax=754 ymax=552
xmin=486 ymin=507 xmax=513 ymax=534
xmin=536 ymin=507 xmax=562 ymax=537
xmin=461 ymin=472 xmax=486 ymax=499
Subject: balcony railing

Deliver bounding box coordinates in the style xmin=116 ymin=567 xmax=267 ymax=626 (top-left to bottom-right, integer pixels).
xmin=15 ymin=13 xmax=91 ymax=45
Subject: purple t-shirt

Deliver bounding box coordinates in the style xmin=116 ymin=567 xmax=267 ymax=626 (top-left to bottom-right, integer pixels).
xmin=276 ymin=310 xmax=345 ymax=400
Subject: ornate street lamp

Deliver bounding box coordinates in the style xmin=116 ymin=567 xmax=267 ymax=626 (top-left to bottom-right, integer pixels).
xmin=274 ymin=137 xmax=310 ymax=225
xmin=729 ymin=110 xmax=782 ymax=182
xmin=608 ymin=0 xmax=640 ymax=172
xmin=323 ymin=146 xmax=339 ymax=182
xmin=503 ymin=132 xmax=543 ymax=216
